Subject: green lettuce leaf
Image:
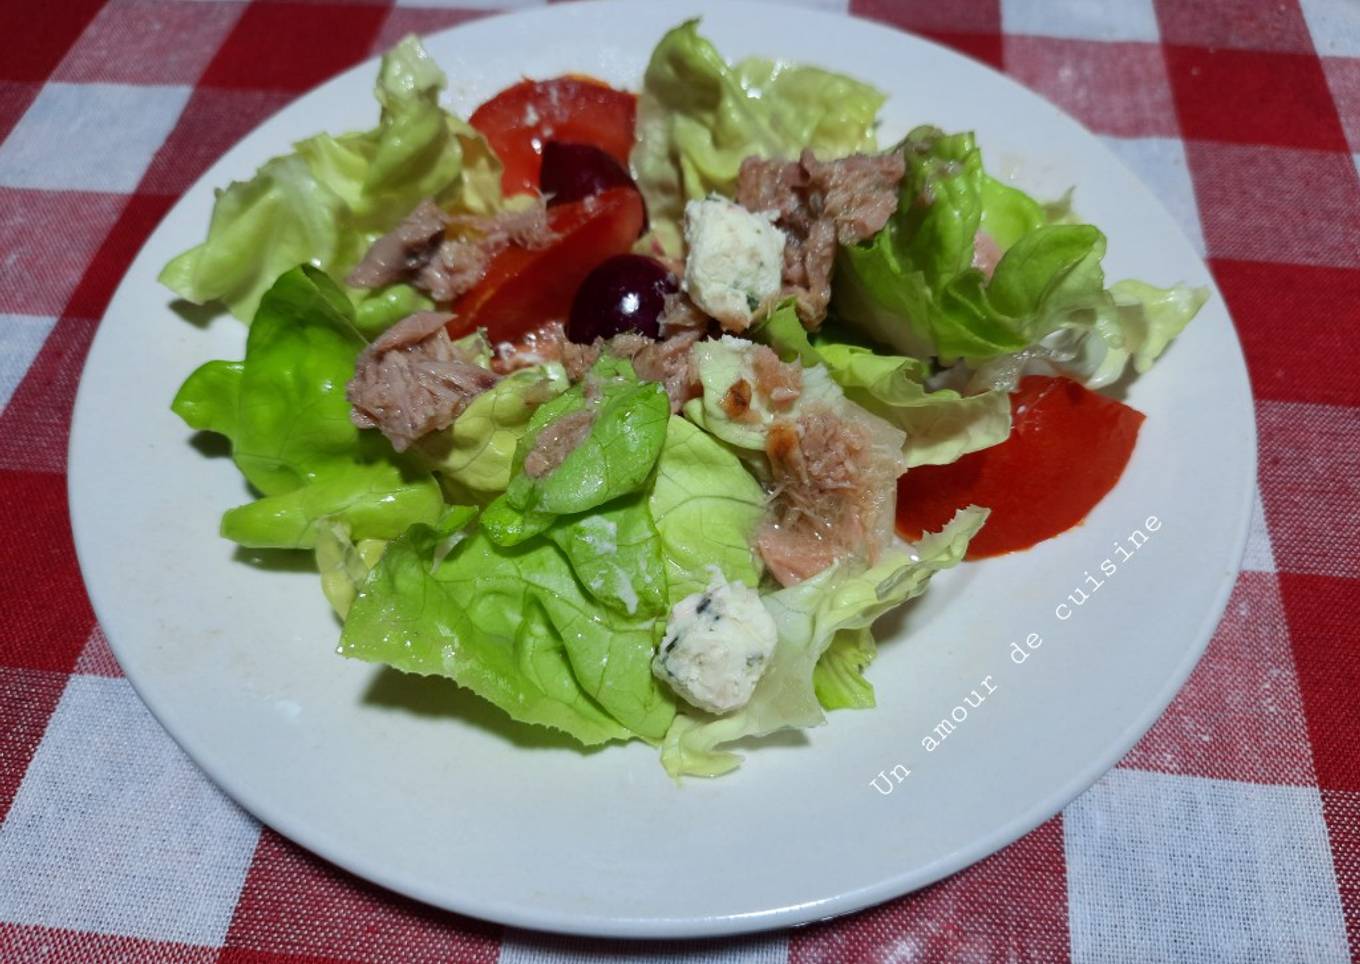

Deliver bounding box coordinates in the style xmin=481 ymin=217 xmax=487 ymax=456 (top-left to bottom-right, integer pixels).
xmin=544 ymin=493 xmax=669 ymax=619
xmin=683 ymin=334 xmax=844 ymax=451
xmin=350 ymin=283 xmax=435 ymax=339
xmin=415 ymin=364 xmax=570 ymax=502
xmin=758 ymin=306 xmax=1011 ymax=467
xmin=812 ymin=627 xmax=877 ymax=711
xmin=160 ymin=36 xmax=502 ymax=322
xmin=831 ymin=126 xmax=1205 ymax=384
xmin=314 ymin=520 xmax=388 ymax=619
xmin=979 ymin=174 xmax=1046 ymax=250
xmin=482 ymin=356 xmax=670 ymax=546
xmin=648 ymin=415 xmax=766 ymax=606
xmin=631 ymin=19 xmax=885 ymax=254
xmin=659 ymin=507 xmax=988 ymax=777
xmin=340 ymin=516 xmax=645 ymax=745
xmin=1103 ymin=279 xmax=1209 ymax=378
xmin=171 ymin=266 xmax=443 ymax=548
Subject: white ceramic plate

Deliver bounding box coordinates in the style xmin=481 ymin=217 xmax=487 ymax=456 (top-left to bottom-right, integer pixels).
xmin=69 ymin=0 xmax=1255 ymax=939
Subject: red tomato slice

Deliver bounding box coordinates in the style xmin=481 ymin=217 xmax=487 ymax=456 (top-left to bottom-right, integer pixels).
xmin=447 ymin=187 xmax=646 ymax=344
xmin=469 ymin=76 xmax=637 ymax=196
xmin=896 ymin=375 xmax=1146 ymax=559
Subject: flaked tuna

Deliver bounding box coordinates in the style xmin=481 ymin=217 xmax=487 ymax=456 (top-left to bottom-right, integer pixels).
xmin=736 ymin=150 xmax=905 ymax=329
xmin=347 ymin=311 xmax=500 ymax=452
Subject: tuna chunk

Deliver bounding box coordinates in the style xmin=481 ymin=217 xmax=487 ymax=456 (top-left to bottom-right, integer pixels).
xmin=736 ymin=150 xmax=906 ymax=329
xmin=347 ymin=311 xmax=500 ymax=452
xmin=492 ymin=322 xmax=584 ymax=377
xmin=523 ymin=407 xmax=596 ymax=478
xmin=657 ymin=290 xmax=712 ymax=335
xmin=345 ymin=199 xmax=448 ymax=291
xmin=493 ymin=323 xmax=703 ymax=413
xmin=756 ymin=404 xmax=907 ymax=586
xmin=607 ymin=329 xmax=704 ymax=413
xmin=347 ymin=198 xmax=555 ymax=304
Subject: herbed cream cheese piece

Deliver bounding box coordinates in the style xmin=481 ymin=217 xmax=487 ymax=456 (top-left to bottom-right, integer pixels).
xmin=682 ymin=195 xmax=785 ymax=332
xmin=651 ymin=570 xmax=778 ymax=715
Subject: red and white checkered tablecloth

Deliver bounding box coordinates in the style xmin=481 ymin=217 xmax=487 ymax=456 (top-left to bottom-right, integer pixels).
xmin=2 ymin=0 xmax=1357 ymax=960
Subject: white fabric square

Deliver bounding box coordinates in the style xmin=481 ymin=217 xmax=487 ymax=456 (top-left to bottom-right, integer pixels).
xmin=1001 ymin=0 xmax=1160 ymax=43
xmin=1240 ymin=486 xmax=1277 ymax=573
xmin=498 ymin=931 xmax=789 ymax=964
xmin=1300 ymin=0 xmax=1360 ymax=56
xmin=0 ymin=314 xmax=57 ymax=414
xmin=0 ymin=676 xmax=259 ymax=946
xmin=1100 ymin=135 xmax=1206 ymax=256
xmin=1063 ymin=768 xmax=1350 ymax=963
xmin=0 ymin=83 xmax=190 ymax=193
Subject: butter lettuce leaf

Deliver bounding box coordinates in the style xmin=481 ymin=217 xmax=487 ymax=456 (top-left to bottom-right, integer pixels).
xmin=171 ymin=266 xmax=442 ymax=549
xmin=482 ymin=356 xmax=670 ymax=546
xmin=314 ymin=520 xmax=387 ymax=619
xmin=632 ymin=19 xmax=885 ymax=254
xmin=340 ymin=517 xmax=648 ymax=745
xmin=648 ymin=415 xmax=766 ymax=606
xmin=545 ymin=493 xmax=668 ymax=620
xmin=415 ymin=364 xmax=570 ymax=503
xmin=832 ymin=126 xmax=1206 ymax=385
xmin=160 ymin=36 xmax=502 ymax=322
xmin=683 ymin=334 xmax=844 ymax=452
xmin=660 ymin=507 xmax=988 ymax=778
xmin=758 ymin=306 xmax=1010 ymax=468
xmin=813 ymin=627 xmax=877 ymax=711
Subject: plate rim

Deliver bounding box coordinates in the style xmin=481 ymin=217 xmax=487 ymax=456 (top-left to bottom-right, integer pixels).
xmin=66 ymin=0 xmax=1257 ymax=939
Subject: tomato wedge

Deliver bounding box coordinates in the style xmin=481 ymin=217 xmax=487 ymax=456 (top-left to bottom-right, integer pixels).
xmin=469 ymin=76 xmax=637 ymax=196
xmin=447 ymin=187 xmax=646 ymax=344
xmin=896 ymin=376 xmax=1145 ymax=559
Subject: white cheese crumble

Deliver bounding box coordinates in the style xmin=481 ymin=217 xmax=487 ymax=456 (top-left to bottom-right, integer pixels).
xmin=651 ymin=570 xmax=778 ymax=715
xmin=682 ymin=195 xmax=785 ymax=331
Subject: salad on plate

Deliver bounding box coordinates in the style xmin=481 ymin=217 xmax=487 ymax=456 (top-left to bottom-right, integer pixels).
xmin=163 ymin=21 xmax=1205 ymax=779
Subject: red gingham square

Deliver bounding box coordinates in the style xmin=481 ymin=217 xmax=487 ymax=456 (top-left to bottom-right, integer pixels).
xmin=221 ymin=829 xmax=501 ymax=962
xmin=850 ymin=0 xmax=1003 ymax=70
xmin=141 ymin=87 xmax=297 ymax=197
xmin=1003 ymin=37 xmax=1178 ymax=138
xmin=0 ymin=924 xmax=216 ymax=964
xmin=0 ymin=83 xmax=39 ymax=147
xmin=1164 ymin=45 xmax=1349 ymax=152
xmin=1321 ymin=57 xmax=1360 ymax=155
xmin=53 ymin=0 xmax=246 ymax=87
xmin=1257 ymin=400 xmax=1360 ymax=582
xmin=0 ymin=667 xmax=67 ymax=823
xmin=789 ymin=817 xmax=1070 ymax=963
xmin=1184 ymin=140 xmax=1360 ymax=269
xmin=0 ymin=315 xmax=99 ymax=475
xmin=0 ymin=471 xmax=96 ymax=673
xmin=1320 ymin=789 xmax=1360 ymax=959
xmin=200 ymin=2 xmax=389 ymax=92
xmin=1118 ymin=571 xmax=1315 ymax=786
xmin=1212 ymin=258 xmax=1360 ymax=408
xmin=1280 ymin=573 xmax=1360 ymax=793
xmin=1153 ymin=0 xmax=1315 ymax=54
xmin=372 ymin=8 xmax=493 ymax=56
xmin=0 ymin=189 xmax=128 ymax=317
xmin=851 ymin=0 xmax=1000 ymax=34
xmin=0 ymin=193 xmax=169 ymax=465
xmin=65 ymin=192 xmax=175 ymax=321
xmin=0 ymin=0 xmax=104 ymax=84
